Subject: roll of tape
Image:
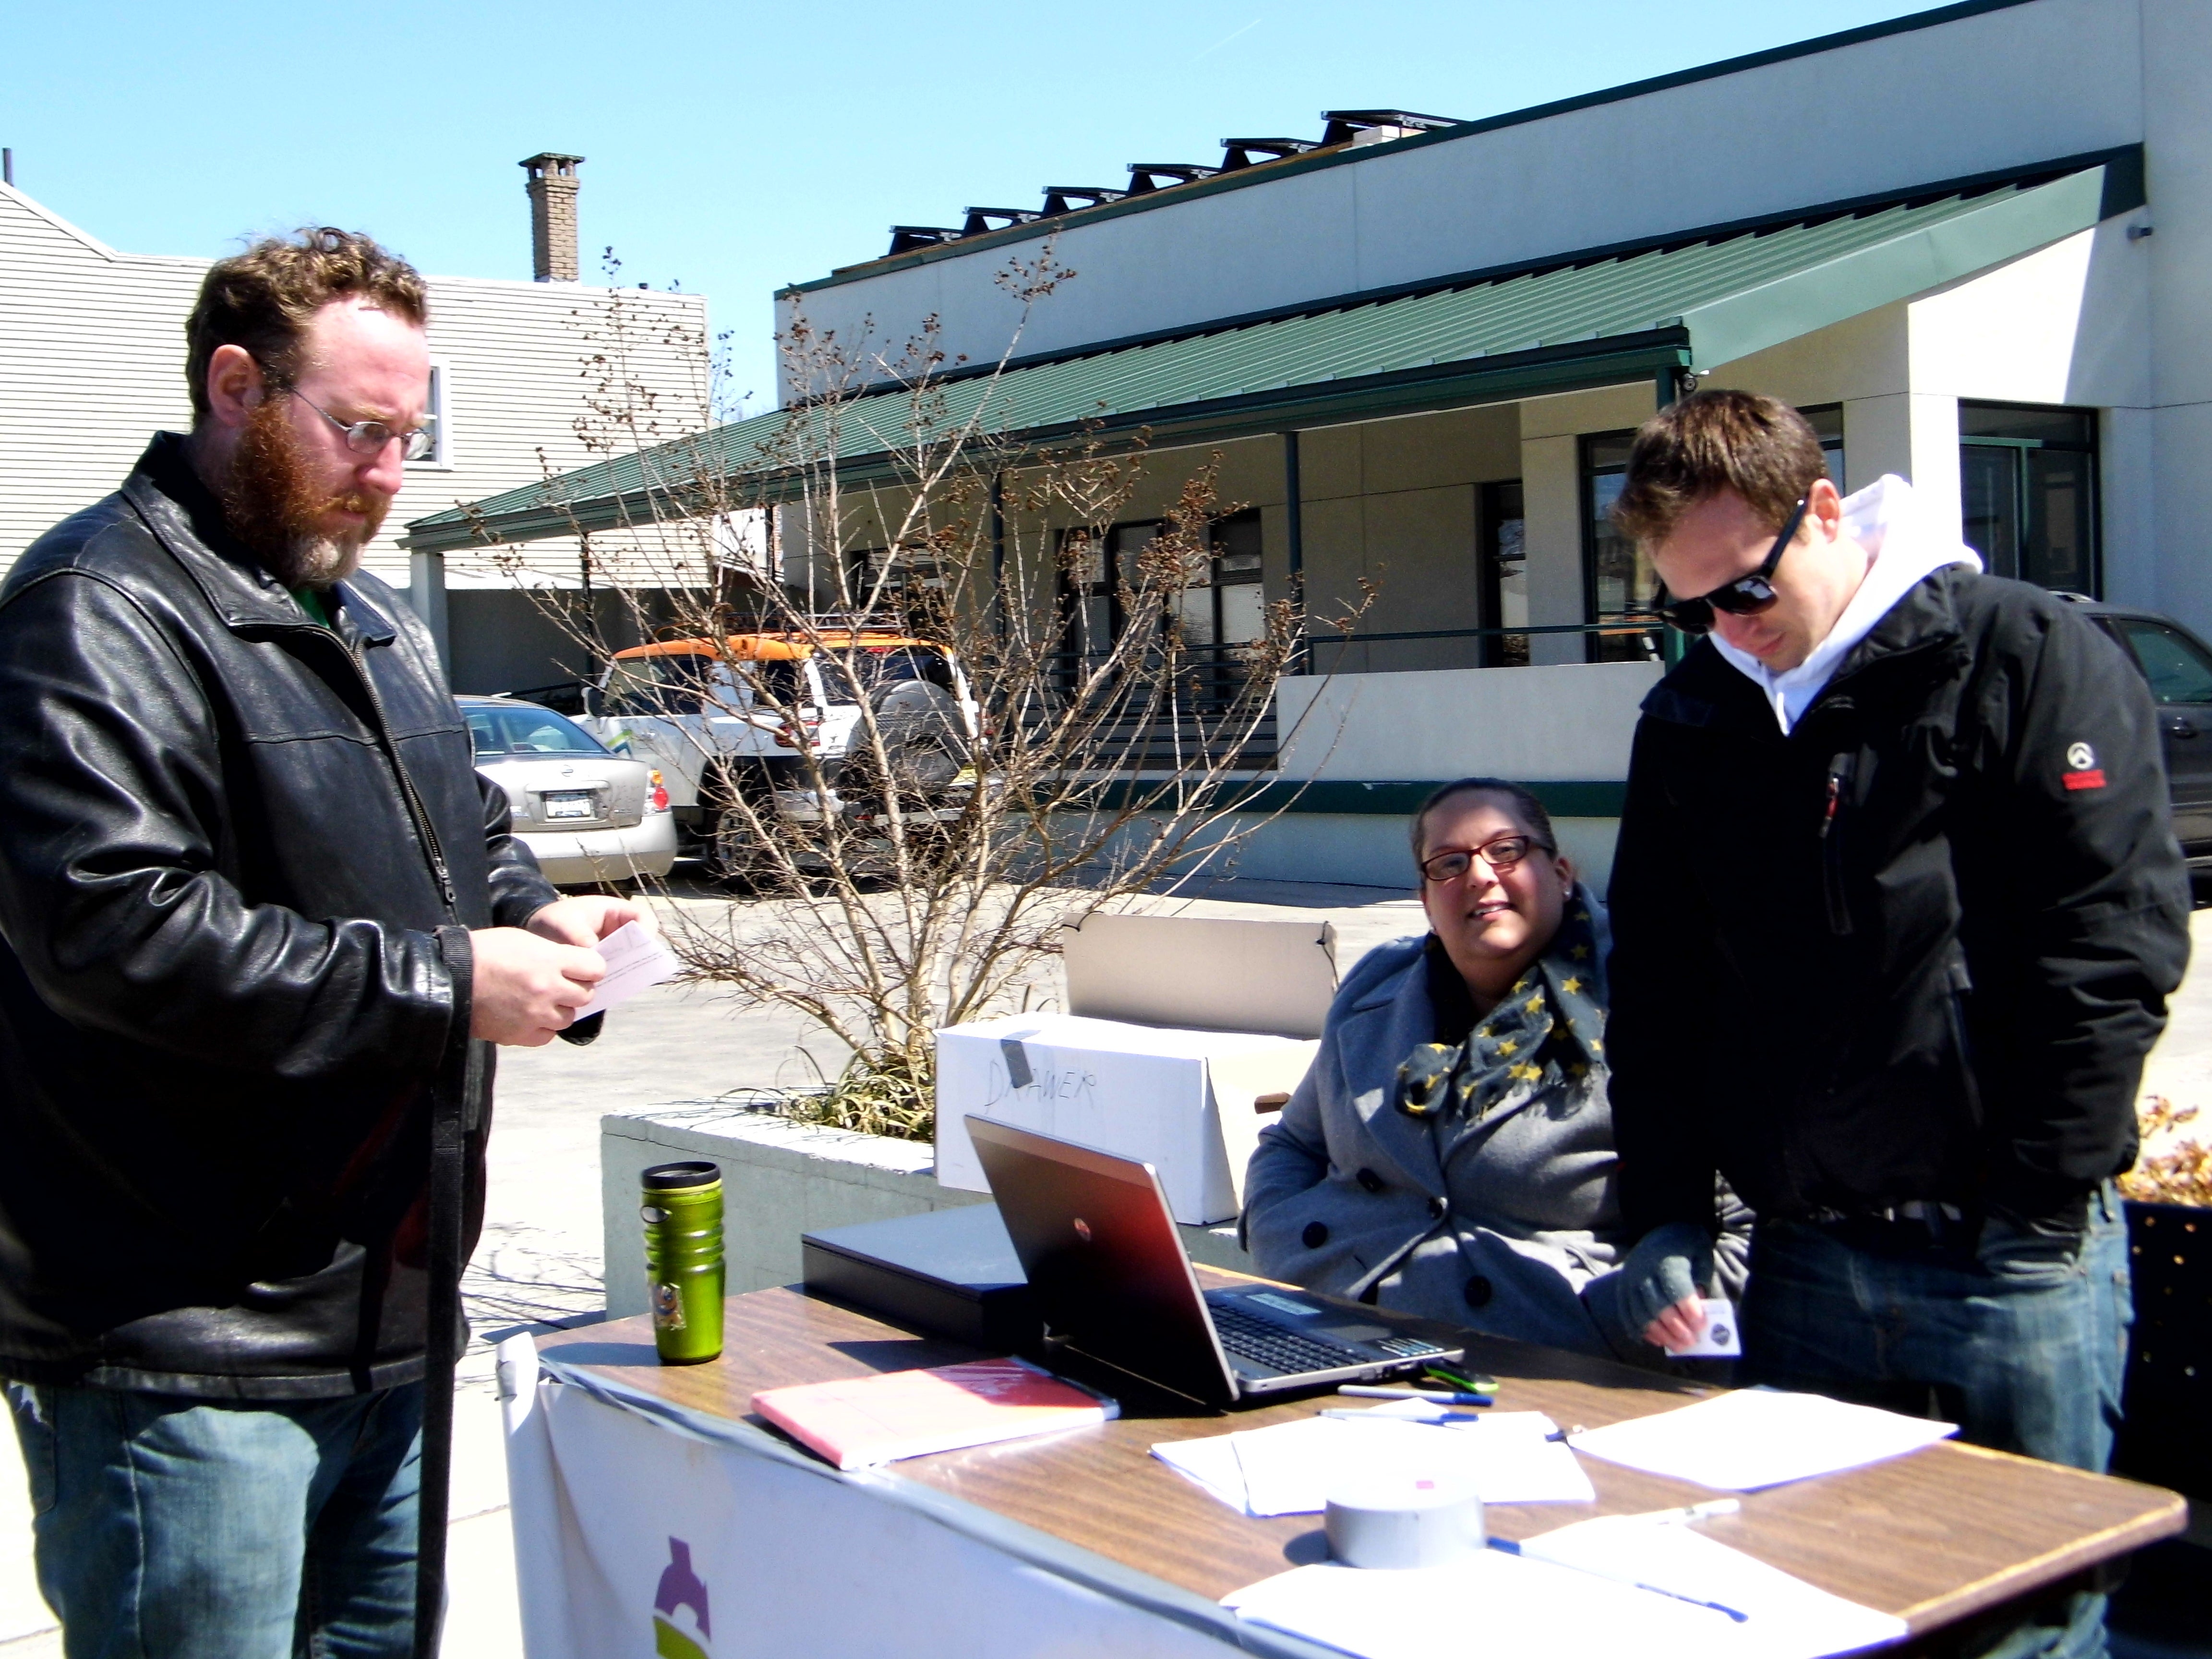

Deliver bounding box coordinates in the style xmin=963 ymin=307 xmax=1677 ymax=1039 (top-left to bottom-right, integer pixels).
xmin=1324 ymin=1472 xmax=1486 ymax=1569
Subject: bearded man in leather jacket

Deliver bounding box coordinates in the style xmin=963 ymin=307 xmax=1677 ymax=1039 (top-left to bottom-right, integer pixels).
xmin=0 ymin=230 xmax=649 ymax=1659
xmin=1604 ymin=390 xmax=2188 ymax=1659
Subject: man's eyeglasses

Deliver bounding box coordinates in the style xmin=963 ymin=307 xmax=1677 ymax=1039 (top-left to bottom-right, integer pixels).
xmin=288 ymin=388 xmax=437 ymax=462
xmin=1420 ymin=834 xmax=1552 ymax=884
xmin=1654 ymin=496 xmax=1808 ymax=635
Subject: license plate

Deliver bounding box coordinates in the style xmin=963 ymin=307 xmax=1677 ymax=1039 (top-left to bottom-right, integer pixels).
xmin=542 ymin=790 xmax=594 ymax=820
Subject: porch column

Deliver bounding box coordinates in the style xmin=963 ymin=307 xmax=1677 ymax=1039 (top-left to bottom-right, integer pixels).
xmin=1281 ymin=430 xmax=1305 ymax=670
xmin=1518 ymin=435 xmax=1584 ymax=667
xmin=408 ymin=550 xmax=451 ymax=685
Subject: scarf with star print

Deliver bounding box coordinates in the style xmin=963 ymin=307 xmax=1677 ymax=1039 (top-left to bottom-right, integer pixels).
xmin=1394 ymin=888 xmax=1606 ymax=1124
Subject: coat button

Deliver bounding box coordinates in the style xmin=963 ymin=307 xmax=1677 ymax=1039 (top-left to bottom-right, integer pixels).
xmin=1356 ymin=1167 xmax=1384 ymax=1193
xmin=1429 ymin=1196 xmax=1447 ymax=1219
xmin=1302 ymin=1221 xmax=1330 ymax=1250
xmin=1463 ymin=1275 xmax=1493 ymax=1309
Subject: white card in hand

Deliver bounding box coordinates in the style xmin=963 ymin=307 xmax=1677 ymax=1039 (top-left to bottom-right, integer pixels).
xmin=574 ymin=920 xmax=679 ymax=1019
xmin=1672 ymin=1297 xmax=1742 ymax=1358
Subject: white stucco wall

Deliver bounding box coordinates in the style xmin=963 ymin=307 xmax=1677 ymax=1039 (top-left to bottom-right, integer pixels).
xmin=1275 ymin=660 xmax=1661 ymax=783
xmin=781 ymin=0 xmax=2148 ymax=395
xmin=2141 ymin=0 xmax=2212 ymax=631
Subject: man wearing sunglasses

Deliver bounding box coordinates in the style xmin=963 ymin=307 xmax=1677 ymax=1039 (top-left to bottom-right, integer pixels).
xmin=1604 ymin=389 xmax=2187 ymax=1659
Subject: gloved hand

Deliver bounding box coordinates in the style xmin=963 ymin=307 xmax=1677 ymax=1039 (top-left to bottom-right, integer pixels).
xmin=1616 ymin=1223 xmax=1716 ymax=1350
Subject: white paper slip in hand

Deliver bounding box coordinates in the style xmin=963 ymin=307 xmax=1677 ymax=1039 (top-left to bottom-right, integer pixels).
xmin=1671 ymin=1296 xmax=1742 ymax=1358
xmin=574 ymin=920 xmax=680 ymax=1020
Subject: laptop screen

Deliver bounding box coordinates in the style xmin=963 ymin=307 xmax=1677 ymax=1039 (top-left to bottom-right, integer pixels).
xmin=966 ymin=1117 xmax=1237 ymax=1405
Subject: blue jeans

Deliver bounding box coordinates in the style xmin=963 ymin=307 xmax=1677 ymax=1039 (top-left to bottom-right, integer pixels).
xmin=1741 ymin=1186 xmax=2131 ymax=1659
xmin=4 ymin=1380 xmax=424 ymax=1659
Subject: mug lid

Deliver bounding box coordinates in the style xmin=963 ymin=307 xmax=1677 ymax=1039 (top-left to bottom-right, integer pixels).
xmin=640 ymin=1161 xmax=722 ymax=1191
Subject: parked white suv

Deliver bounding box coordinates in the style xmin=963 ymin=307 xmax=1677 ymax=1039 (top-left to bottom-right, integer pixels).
xmin=581 ymin=632 xmax=980 ymax=878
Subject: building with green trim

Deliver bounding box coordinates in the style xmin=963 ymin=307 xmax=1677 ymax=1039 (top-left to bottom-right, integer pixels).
xmin=409 ymin=0 xmax=2203 ymax=889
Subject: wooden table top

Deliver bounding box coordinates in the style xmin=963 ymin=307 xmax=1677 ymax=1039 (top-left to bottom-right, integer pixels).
xmin=539 ymin=1277 xmax=2185 ymax=1643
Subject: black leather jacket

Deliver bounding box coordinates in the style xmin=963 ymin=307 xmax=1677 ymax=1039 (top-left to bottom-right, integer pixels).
xmin=0 ymin=435 xmax=558 ymax=1397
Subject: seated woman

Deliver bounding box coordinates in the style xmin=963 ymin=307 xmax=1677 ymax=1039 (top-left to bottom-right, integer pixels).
xmin=1242 ymin=777 xmax=1748 ymax=1367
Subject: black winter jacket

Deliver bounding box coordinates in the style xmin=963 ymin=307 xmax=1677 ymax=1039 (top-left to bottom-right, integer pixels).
xmin=0 ymin=435 xmax=559 ymax=1396
xmin=1608 ymin=566 xmax=2190 ymax=1236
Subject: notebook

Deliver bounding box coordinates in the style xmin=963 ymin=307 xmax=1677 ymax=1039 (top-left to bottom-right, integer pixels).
xmin=751 ymin=1356 xmax=1117 ymax=1470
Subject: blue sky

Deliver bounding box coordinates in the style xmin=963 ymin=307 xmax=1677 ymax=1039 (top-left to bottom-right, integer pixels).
xmin=8 ymin=0 xmax=1933 ymax=410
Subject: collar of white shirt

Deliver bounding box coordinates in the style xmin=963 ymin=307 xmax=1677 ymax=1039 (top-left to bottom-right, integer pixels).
xmin=1709 ymin=474 xmax=1983 ymax=734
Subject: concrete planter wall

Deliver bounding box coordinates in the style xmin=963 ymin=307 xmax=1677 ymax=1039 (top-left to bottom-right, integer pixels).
xmin=602 ymin=1105 xmax=1252 ymax=1319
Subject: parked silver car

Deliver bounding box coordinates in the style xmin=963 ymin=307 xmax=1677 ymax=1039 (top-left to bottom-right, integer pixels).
xmin=461 ymin=696 xmax=677 ymax=887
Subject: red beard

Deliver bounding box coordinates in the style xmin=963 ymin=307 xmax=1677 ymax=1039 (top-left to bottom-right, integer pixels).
xmin=222 ymin=397 xmax=386 ymax=588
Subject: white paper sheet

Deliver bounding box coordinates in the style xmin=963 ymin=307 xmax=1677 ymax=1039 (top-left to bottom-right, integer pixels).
xmin=1151 ymin=1408 xmax=1594 ymax=1518
xmin=1151 ymin=1432 xmax=1255 ymax=1514
xmin=1515 ymin=1514 xmax=1907 ymax=1659
xmin=1568 ymin=1388 xmax=1956 ymax=1491
xmin=1224 ymin=1551 xmax=1733 ymax=1659
xmin=574 ymin=920 xmax=680 ymax=1019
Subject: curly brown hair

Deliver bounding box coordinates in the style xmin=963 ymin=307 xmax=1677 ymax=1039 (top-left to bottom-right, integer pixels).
xmin=1610 ymin=388 xmax=1827 ymax=548
xmin=184 ymin=228 xmax=428 ymax=421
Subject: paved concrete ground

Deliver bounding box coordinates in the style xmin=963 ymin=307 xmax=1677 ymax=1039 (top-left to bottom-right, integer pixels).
xmin=1 ymin=877 xmax=2204 ymax=1654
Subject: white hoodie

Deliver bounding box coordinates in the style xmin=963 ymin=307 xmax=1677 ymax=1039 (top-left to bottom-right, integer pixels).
xmin=1711 ymin=474 xmax=1984 ymax=734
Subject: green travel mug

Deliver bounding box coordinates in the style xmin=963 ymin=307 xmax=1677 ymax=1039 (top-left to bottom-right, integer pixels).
xmin=640 ymin=1162 xmax=724 ymax=1363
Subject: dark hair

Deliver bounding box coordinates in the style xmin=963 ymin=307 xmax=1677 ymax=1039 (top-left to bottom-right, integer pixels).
xmin=1610 ymin=388 xmax=1827 ymax=548
xmin=185 ymin=228 xmax=429 ymax=421
xmin=1409 ymin=778 xmax=1557 ymax=868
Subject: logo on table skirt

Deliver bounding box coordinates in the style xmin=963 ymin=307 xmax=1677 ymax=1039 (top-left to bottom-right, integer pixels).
xmin=2062 ymin=742 xmax=2105 ymax=792
xmin=651 ymin=1282 xmax=686 ymax=1330
xmin=653 ymin=1537 xmax=713 ymax=1658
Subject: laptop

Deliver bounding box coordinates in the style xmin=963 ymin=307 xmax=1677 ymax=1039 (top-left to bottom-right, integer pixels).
xmin=966 ymin=1116 xmax=1465 ymax=1407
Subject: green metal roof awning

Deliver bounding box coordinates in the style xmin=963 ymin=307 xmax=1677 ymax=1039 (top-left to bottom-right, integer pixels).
xmin=407 ymin=161 xmax=2125 ymax=554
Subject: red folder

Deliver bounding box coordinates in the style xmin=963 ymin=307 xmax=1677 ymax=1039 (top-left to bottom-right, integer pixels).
xmin=752 ymin=1357 xmax=1117 ymax=1470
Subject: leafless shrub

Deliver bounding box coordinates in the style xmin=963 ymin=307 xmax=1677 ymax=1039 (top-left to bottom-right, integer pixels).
xmin=454 ymin=245 xmax=1356 ymax=1138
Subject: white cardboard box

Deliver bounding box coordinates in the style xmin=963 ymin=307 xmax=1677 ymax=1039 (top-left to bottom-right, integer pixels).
xmin=934 ymin=914 xmax=1337 ymax=1225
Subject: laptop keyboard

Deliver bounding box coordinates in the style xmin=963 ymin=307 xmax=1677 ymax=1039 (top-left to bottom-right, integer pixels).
xmin=1209 ymin=1302 xmax=1382 ymax=1375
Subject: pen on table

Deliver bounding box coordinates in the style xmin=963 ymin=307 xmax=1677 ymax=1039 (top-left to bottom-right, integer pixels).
xmin=1339 ymin=1384 xmax=1494 ymax=1405
xmin=1485 ymin=1539 xmax=1749 ymax=1622
xmin=1543 ymin=1424 xmax=1587 ymax=1442
xmin=1319 ymin=1407 xmax=1486 ymax=1423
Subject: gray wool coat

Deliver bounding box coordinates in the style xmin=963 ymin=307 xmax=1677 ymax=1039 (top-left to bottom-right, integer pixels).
xmin=1242 ymin=900 xmax=1750 ymax=1365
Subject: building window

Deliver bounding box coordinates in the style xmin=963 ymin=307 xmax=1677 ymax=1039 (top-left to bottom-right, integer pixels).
xmin=407 ymin=362 xmax=451 ymax=469
xmin=1479 ymin=480 xmax=1527 ymax=668
xmin=1058 ymin=513 xmax=1266 ymax=704
xmin=1960 ymin=402 xmax=2098 ymax=595
xmin=1581 ymin=432 xmax=1652 ymax=664
xmin=1802 ymin=404 xmax=1845 ymax=490
xmin=1059 ymin=520 xmax=1153 ymax=661
xmin=1178 ymin=509 xmax=1266 ymax=649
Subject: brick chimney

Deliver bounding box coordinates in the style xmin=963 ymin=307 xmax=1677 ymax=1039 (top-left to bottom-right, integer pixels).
xmin=518 ymin=153 xmax=584 ymax=282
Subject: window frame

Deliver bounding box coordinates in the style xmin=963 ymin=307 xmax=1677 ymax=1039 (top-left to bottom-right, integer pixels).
xmin=1959 ymin=399 xmax=2100 ymax=596
xmin=406 ymin=360 xmax=454 ymax=471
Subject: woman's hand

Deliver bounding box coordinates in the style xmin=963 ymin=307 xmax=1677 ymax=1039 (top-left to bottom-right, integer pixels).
xmin=1616 ymin=1222 xmax=1716 ymax=1353
xmin=1642 ymin=1294 xmax=1710 ymax=1353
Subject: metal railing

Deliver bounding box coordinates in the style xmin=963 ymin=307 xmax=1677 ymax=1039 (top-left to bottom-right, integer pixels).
xmin=1298 ymin=615 xmax=1676 ymax=671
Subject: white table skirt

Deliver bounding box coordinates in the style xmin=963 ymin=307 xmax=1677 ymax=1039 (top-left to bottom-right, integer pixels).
xmin=495 ymin=1334 xmax=1334 ymax=1659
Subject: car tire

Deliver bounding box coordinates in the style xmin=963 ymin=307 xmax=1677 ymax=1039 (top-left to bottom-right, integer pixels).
xmin=703 ymin=802 xmax=776 ymax=888
xmin=845 ymin=681 xmax=970 ymax=809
